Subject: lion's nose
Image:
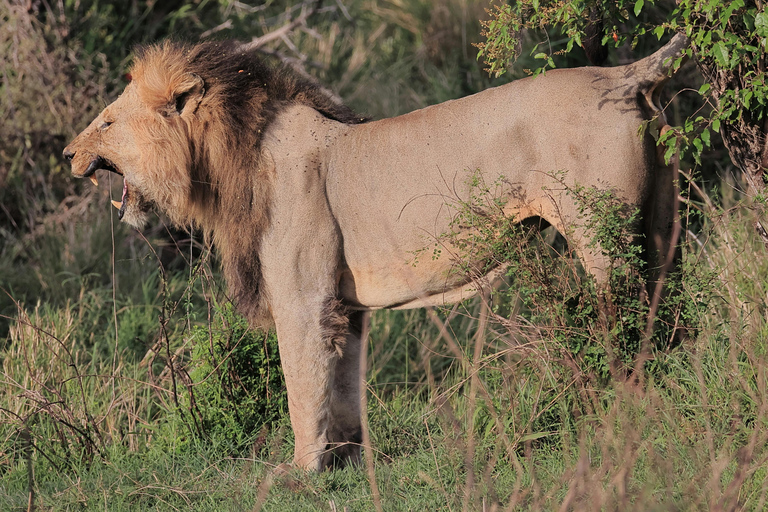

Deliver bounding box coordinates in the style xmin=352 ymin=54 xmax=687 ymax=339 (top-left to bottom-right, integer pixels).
xmin=63 ymin=148 xmax=74 ymax=162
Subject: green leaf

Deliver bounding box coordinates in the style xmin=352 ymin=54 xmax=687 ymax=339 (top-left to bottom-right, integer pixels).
xmin=634 ymin=0 xmax=644 ymax=17
xmin=520 ymin=431 xmax=553 ymax=442
xmin=664 ymin=144 xmax=677 ymax=165
xmin=712 ymin=118 xmax=721 ymax=132
xmin=713 ymin=41 xmax=729 ymax=68
xmin=653 ymin=26 xmax=665 ymax=40
xmin=723 ymin=0 xmax=744 ymax=21
xmin=698 ymin=83 xmax=711 ymax=95
xmin=741 ymin=90 xmax=753 ymax=108
xmin=534 ymin=52 xmax=548 ymax=60
xmin=745 ymin=7 xmax=757 ymax=31
xmin=701 ymin=128 xmax=711 ymax=147
xmin=756 ymin=12 xmax=768 ymax=37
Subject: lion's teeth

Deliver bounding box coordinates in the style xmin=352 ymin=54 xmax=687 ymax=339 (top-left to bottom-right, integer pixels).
xmin=111 ymin=200 xmax=123 ymax=209
xmin=90 ymin=176 xmax=99 ymax=186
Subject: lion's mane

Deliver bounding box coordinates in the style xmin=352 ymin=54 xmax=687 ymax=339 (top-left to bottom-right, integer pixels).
xmin=129 ymin=40 xmax=366 ymax=322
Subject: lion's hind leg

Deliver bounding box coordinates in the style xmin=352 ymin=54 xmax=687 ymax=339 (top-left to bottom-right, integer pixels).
xmin=323 ymin=310 xmax=368 ymax=469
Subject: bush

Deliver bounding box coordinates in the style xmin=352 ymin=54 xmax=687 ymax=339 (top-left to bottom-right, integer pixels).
xmin=433 ymin=172 xmax=713 ymax=384
xmin=180 ymin=304 xmax=286 ymax=454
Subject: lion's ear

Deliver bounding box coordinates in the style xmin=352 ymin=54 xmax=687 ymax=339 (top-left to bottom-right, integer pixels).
xmin=162 ymin=73 xmax=204 ymax=118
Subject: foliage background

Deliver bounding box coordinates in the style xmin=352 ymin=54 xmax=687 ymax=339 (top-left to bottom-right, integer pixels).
xmin=1 ymin=0 xmax=767 ymax=510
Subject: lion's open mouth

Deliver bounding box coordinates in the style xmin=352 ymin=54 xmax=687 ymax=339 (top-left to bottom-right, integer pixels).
xmin=83 ymin=155 xmax=129 ymax=220
xmin=83 ymin=155 xmax=121 ymax=181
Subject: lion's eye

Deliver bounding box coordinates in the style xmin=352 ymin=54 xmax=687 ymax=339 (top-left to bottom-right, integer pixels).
xmin=99 ymin=121 xmax=113 ymax=131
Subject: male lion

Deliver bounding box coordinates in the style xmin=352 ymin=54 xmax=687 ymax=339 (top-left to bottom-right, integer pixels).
xmin=64 ymin=35 xmax=688 ymax=471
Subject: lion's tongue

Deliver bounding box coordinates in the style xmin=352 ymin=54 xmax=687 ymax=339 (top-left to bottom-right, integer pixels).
xmin=111 ymin=179 xmax=127 ymax=210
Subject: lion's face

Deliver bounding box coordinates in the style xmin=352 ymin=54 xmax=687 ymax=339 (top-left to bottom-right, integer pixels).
xmin=64 ymin=84 xmax=152 ymax=227
xmin=64 ymin=61 xmax=205 ymax=229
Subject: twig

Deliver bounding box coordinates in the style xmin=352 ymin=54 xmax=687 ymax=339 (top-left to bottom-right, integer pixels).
xmin=463 ymin=290 xmax=490 ymax=510
xmin=200 ymin=20 xmax=233 ymax=39
xmin=242 ymin=0 xmax=323 ymax=51
xmin=23 ymin=427 xmax=34 ymax=512
xmin=334 ymin=0 xmax=352 ymax=21
xmin=359 ymin=316 xmax=383 ymax=512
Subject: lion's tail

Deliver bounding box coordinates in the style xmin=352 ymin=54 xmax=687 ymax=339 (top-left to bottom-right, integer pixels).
xmin=628 ymin=33 xmax=690 ymax=121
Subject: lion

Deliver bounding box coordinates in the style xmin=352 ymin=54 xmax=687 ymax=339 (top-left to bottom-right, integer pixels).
xmin=64 ymin=35 xmax=688 ymax=471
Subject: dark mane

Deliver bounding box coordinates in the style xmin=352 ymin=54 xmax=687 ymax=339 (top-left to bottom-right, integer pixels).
xmin=136 ymin=40 xmax=367 ymax=149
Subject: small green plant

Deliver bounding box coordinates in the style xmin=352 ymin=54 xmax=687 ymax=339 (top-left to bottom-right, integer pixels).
xmin=434 ymin=173 xmax=710 ymax=382
xmin=181 ymin=303 xmax=286 ymax=454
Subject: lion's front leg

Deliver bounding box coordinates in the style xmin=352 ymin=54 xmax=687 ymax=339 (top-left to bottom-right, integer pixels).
xmin=271 ymin=299 xmax=365 ymax=471
xmin=271 ymin=308 xmax=336 ymax=471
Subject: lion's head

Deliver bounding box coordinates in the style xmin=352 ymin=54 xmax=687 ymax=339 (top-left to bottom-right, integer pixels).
xmin=63 ymin=60 xmax=199 ymax=228
xmin=64 ymin=40 xmax=365 ymax=320
xmin=65 ymin=40 xmax=365 ymax=230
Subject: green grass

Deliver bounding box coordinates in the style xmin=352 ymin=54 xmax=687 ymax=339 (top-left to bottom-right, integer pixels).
xmin=3 ymin=302 xmax=768 ymax=511
xmin=2 ymin=190 xmax=768 ymax=511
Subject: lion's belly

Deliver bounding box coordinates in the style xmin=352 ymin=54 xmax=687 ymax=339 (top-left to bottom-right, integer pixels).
xmin=338 ymin=257 xmax=488 ymax=310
